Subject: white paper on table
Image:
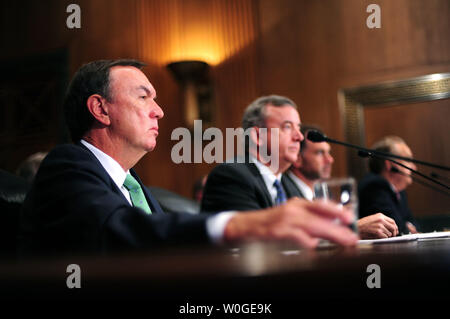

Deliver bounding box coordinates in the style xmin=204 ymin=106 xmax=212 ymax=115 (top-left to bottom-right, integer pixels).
xmin=358 ymin=231 xmax=450 ymax=245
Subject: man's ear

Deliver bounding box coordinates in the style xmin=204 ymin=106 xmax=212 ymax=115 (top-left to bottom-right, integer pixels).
xmin=86 ymin=94 xmax=111 ymax=126
xmin=384 ymin=159 xmax=392 ymax=172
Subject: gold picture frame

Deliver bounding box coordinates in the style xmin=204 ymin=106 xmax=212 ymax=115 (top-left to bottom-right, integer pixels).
xmin=338 ymin=73 xmax=450 ymax=178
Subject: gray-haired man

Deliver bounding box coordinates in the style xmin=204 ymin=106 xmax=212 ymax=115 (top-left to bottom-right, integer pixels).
xmin=201 ymin=95 xmax=304 ymax=213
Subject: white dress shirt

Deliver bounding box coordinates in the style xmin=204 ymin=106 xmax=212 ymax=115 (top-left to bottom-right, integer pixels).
xmin=286 ymin=170 xmax=314 ymax=201
xmin=80 ymin=139 xmax=234 ymax=244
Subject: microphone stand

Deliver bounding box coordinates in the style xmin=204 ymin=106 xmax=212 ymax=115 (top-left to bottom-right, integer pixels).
xmin=358 ymin=150 xmax=450 ymax=191
xmin=309 ymin=132 xmax=450 ymax=172
xmin=430 ymin=172 xmax=450 ymax=184
xmin=409 ymin=174 xmax=450 ymax=198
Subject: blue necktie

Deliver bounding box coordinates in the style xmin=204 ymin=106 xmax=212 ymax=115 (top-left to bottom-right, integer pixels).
xmin=273 ymin=179 xmax=287 ymax=205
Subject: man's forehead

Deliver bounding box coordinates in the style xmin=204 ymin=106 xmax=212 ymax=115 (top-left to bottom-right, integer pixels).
xmin=305 ymin=140 xmax=330 ymax=151
xmin=265 ymin=104 xmax=300 ymax=120
xmin=110 ymin=65 xmax=144 ymax=76
xmin=110 ymin=66 xmax=155 ymax=90
xmin=395 ymin=142 xmax=413 ymax=157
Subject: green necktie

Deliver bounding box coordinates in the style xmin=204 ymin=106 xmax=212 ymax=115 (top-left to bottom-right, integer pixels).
xmin=123 ymin=174 xmax=152 ymax=214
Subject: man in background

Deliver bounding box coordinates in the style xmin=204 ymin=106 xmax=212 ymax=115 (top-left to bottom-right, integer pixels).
xmin=284 ymin=126 xmax=400 ymax=239
xmin=193 ymin=175 xmax=208 ymax=203
xmin=16 ymin=152 xmax=48 ymax=183
xmin=201 ymin=95 xmax=303 ymax=213
xmin=358 ymin=136 xmax=419 ymax=235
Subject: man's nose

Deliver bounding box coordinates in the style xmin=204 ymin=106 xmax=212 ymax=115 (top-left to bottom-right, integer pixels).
xmin=327 ymin=153 xmax=334 ymax=164
xmin=151 ymin=102 xmax=164 ymax=119
xmin=294 ymin=127 xmax=303 ymax=142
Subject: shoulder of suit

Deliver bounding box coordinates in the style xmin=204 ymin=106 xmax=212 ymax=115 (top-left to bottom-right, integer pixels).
xmin=47 ymin=143 xmax=93 ymax=159
xmin=359 ymin=173 xmax=391 ymax=192
xmin=210 ymin=160 xmax=255 ymax=176
xmin=42 ymin=143 xmax=106 ymax=176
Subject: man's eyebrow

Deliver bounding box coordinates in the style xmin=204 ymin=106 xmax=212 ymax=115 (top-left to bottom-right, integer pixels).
xmin=137 ymin=85 xmax=155 ymax=97
xmin=281 ymin=120 xmax=300 ymax=127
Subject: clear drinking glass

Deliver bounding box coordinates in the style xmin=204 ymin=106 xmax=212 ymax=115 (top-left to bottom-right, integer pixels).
xmin=313 ymin=177 xmax=358 ymax=233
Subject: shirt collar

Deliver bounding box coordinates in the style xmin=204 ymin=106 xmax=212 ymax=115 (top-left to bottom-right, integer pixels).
xmin=389 ymin=182 xmax=398 ymax=193
xmin=80 ymin=139 xmax=129 ymax=189
xmin=250 ymin=155 xmax=281 ymax=191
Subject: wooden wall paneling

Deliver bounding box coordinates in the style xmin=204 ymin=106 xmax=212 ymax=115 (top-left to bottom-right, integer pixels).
xmin=2 ymin=0 xmax=449 ymax=202
xmin=134 ymin=0 xmax=259 ymax=197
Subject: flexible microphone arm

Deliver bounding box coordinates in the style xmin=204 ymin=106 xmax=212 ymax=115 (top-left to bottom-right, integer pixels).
xmin=430 ymin=172 xmax=450 ymax=184
xmin=358 ymin=150 xmax=450 ymax=190
xmin=406 ymin=172 xmax=450 ymax=198
xmin=306 ymin=130 xmax=450 ymax=171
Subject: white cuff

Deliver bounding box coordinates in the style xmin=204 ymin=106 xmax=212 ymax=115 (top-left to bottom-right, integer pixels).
xmin=206 ymin=211 xmax=237 ymax=245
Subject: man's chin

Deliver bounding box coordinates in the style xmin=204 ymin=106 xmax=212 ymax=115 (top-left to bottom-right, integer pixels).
xmin=286 ymin=152 xmax=299 ymax=163
xmin=321 ymin=172 xmax=332 ymax=179
xmin=144 ymin=142 xmax=156 ymax=152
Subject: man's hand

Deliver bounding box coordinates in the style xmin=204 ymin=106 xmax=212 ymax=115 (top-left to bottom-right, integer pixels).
xmin=223 ymin=197 xmax=359 ymax=249
xmin=357 ymin=213 xmax=399 ymax=239
xmin=406 ymin=221 xmax=418 ymax=234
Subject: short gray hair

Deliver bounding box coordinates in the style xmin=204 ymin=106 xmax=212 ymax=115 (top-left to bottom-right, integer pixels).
xmin=241 ymin=95 xmax=297 ymax=130
xmin=368 ymin=136 xmax=406 ymax=174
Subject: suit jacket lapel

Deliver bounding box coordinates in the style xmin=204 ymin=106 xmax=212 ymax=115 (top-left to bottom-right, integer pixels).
xmin=245 ymin=162 xmax=273 ymax=206
xmin=282 ymin=173 xmax=305 ymax=199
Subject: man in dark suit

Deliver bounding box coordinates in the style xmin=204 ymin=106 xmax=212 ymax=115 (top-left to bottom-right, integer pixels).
xmin=358 ymin=136 xmax=419 ymax=235
xmin=285 ymin=126 xmax=400 ymax=239
xmin=20 ymin=60 xmax=358 ymax=255
xmin=201 ymin=95 xmax=303 ymax=213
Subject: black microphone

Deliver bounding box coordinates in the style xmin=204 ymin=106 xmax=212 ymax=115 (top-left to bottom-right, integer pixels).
xmin=358 ymin=150 xmax=450 ymax=190
xmin=306 ymin=130 xmax=450 ymax=171
xmin=306 ymin=130 xmax=327 ymax=142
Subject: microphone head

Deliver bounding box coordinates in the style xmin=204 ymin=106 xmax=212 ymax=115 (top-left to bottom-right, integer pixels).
xmin=358 ymin=150 xmax=371 ymax=158
xmin=306 ymin=130 xmax=326 ymax=143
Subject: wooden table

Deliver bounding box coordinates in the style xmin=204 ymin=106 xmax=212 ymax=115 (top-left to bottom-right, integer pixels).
xmin=1 ymin=237 xmax=449 ymax=307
